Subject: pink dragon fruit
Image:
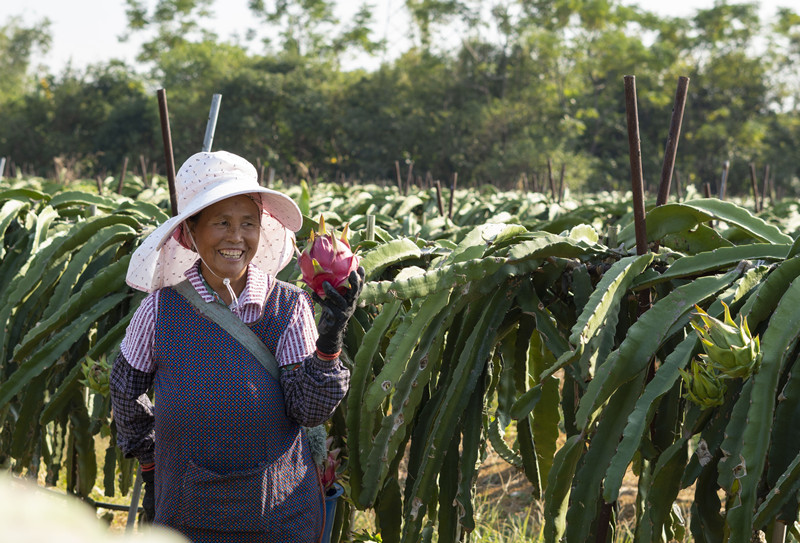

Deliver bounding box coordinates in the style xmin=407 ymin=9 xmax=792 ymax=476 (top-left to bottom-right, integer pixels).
xmin=298 ymin=215 xmax=361 ymax=298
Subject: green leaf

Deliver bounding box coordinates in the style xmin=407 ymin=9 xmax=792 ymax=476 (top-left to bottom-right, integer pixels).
xmin=360 ymin=238 xmax=422 ymax=280
xmin=603 ymin=334 xmax=699 ymax=502
xmin=726 ymin=276 xmax=800 ymax=541
xmin=0 ymin=292 xmax=127 ymax=408
xmin=633 ymin=244 xmax=789 ymax=289
xmin=620 ymin=199 xmax=792 ymax=247
xmin=576 ymin=269 xmax=741 ymax=430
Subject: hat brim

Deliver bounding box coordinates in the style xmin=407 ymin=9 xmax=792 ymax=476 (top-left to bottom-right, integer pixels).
xmin=125 ymin=187 xmax=302 ymax=293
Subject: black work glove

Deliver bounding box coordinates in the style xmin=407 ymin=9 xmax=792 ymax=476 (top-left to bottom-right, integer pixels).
xmin=312 ymin=267 xmax=365 ymax=357
xmin=140 ymin=466 xmax=156 ymax=524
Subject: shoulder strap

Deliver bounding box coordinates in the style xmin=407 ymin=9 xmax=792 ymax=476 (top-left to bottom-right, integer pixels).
xmin=173 ymin=280 xmax=280 ymax=380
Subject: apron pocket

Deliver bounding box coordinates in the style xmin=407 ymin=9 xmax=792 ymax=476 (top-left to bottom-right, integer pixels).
xmin=179 ymin=459 xmax=269 ymax=532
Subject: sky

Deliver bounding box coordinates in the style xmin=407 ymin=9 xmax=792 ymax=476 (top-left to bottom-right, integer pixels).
xmin=0 ymin=0 xmax=793 ymax=74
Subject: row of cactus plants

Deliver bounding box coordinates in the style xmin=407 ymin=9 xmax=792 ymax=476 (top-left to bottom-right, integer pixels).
xmin=2 ymin=173 xmax=800 ymax=542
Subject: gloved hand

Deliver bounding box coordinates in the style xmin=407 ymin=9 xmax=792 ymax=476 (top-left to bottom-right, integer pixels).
xmin=140 ymin=464 xmax=156 ymax=524
xmin=313 ymin=267 xmax=365 ymax=357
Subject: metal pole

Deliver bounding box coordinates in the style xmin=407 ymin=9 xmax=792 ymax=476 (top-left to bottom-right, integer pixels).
xmin=202 ymin=94 xmax=222 ymax=152
xmin=157 ymin=89 xmax=178 ymax=217
xmin=126 ymin=466 xmax=143 ymax=532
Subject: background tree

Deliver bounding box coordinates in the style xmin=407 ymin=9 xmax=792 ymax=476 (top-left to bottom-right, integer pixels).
xmin=0 ymin=17 xmax=52 ymax=104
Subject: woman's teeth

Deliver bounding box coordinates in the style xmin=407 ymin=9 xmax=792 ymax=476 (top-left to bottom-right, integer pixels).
xmin=219 ymin=250 xmax=244 ymax=259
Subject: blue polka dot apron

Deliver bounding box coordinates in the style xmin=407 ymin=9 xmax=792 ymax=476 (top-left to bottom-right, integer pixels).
xmin=151 ymin=284 xmax=324 ymax=543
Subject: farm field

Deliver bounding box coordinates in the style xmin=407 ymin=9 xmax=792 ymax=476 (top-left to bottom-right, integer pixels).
xmin=3 ymin=171 xmax=800 ymax=542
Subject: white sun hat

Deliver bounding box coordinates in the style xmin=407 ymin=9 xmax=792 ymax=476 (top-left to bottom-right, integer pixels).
xmin=126 ymin=150 xmax=303 ymax=293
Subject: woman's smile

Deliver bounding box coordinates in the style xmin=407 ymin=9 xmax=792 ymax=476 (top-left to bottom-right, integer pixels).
xmin=188 ymin=194 xmax=261 ymax=300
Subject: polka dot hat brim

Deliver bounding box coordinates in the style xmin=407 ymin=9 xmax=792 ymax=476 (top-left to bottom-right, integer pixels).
xmin=126 ymin=151 xmax=303 ymax=293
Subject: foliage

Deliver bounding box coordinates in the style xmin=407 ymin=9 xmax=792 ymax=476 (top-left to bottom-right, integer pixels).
xmin=1 ymin=2 xmax=800 ymax=193
xmin=4 ymin=173 xmax=800 ymax=542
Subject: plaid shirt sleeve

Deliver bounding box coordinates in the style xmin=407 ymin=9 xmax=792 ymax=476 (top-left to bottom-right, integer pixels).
xmin=109 ymin=351 xmax=155 ymax=465
xmin=278 ymin=289 xmax=350 ymax=426
xmin=280 ymin=355 xmax=350 ymax=427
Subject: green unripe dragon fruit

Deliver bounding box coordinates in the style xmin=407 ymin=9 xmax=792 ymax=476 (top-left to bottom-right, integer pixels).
xmin=297 ymin=215 xmax=361 ymax=298
xmin=680 ymin=359 xmax=727 ymax=409
xmin=691 ymin=302 xmax=761 ymax=380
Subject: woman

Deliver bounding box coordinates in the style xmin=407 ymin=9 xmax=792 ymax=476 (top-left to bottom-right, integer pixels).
xmin=110 ymin=150 xmax=363 ymax=542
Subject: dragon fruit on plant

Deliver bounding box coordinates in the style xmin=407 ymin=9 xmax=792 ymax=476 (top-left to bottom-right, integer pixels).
xmin=298 ymin=215 xmax=361 ymax=298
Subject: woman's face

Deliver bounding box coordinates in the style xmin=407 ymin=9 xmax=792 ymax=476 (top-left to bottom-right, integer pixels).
xmin=188 ymin=195 xmax=261 ymax=283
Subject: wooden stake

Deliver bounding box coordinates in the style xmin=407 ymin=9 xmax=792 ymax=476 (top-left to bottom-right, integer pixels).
xmin=749 ymin=163 xmax=760 ymax=213
xmin=624 ymin=76 xmax=648 ymax=259
xmin=652 ymin=76 xmax=690 ymax=252
xmin=435 ymin=180 xmax=445 ymax=217
xmin=405 ymin=162 xmax=414 ymax=195
xmin=117 ymin=156 xmax=129 ymax=195
xmin=394 ymin=161 xmax=402 ymax=193
xmin=557 ymin=163 xmax=566 ymax=203
xmin=139 ymin=155 xmax=149 ymax=187
xmin=760 ymin=164 xmax=770 ymax=211
xmin=656 ymin=77 xmax=689 ymax=207
xmin=718 ymin=160 xmax=729 ymax=200
xmin=157 ymin=88 xmax=178 ymax=217
xmin=547 ymin=158 xmax=556 ymax=199
xmin=448 ymin=173 xmax=457 ymax=220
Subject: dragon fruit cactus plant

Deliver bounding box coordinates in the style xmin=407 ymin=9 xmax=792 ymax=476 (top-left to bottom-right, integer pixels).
xmin=297 ymin=215 xmax=361 ymax=298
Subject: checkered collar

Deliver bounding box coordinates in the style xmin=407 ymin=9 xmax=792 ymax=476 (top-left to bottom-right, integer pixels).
xmin=184 ymin=260 xmax=272 ymax=311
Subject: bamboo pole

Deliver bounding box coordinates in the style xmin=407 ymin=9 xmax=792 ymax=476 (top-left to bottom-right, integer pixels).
xmin=157 ymin=89 xmax=178 ymax=217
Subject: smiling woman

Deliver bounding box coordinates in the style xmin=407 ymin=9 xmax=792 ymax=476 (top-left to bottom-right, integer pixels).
xmin=109 ymin=150 xmax=364 ymax=543
xmin=186 ymin=195 xmax=262 ymax=306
